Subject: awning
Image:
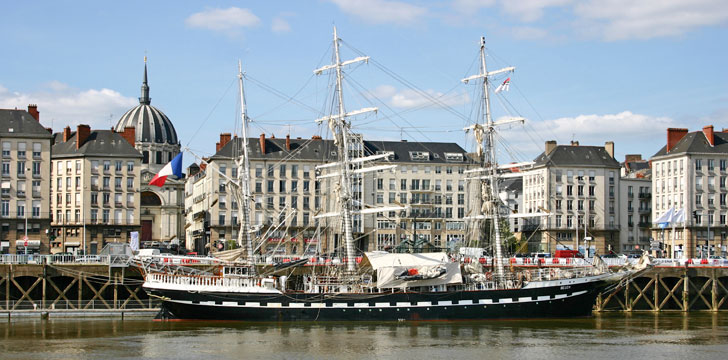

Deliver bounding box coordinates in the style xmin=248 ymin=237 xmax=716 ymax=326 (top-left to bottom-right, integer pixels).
xmin=15 ymin=240 xmax=41 ymax=248
xmin=64 ymin=241 xmax=81 ymax=247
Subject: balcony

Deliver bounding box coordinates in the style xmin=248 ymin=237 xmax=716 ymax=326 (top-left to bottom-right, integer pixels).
xmin=638 ymin=192 xmax=652 ymax=199
xmin=638 ymin=221 xmax=651 ymax=228
xmin=639 ymin=207 xmax=651 ymax=213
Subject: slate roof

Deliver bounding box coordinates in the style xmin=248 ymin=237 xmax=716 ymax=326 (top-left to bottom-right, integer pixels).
xmin=0 ymin=109 xmax=52 ymax=138
xmin=651 ymin=131 xmax=728 ymax=158
xmin=363 ymin=140 xmax=471 ymax=164
xmin=114 ymin=62 xmax=178 ymax=145
xmin=533 ymin=145 xmax=619 ymax=168
xmin=623 ymin=161 xmax=651 ymax=174
xmin=210 ymin=137 xmax=471 ymax=164
xmin=52 ymin=130 xmax=142 ymax=159
xmin=501 ymin=177 xmax=522 ymax=192
xmin=211 ymin=137 xmax=338 ymax=162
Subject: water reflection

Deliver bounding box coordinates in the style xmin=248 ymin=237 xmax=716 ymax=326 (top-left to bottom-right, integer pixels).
xmin=1 ymin=313 xmax=726 ymax=360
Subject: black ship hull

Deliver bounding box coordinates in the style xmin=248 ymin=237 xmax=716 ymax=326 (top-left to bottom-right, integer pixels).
xmin=146 ymin=279 xmax=610 ymax=321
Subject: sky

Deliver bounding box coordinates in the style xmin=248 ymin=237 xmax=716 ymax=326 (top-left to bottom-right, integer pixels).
xmin=1 ymin=0 xmax=726 ymax=166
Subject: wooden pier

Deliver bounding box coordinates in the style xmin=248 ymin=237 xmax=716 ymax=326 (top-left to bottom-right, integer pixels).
xmin=0 ymin=262 xmax=159 ymax=315
xmin=596 ymin=267 xmax=728 ymax=312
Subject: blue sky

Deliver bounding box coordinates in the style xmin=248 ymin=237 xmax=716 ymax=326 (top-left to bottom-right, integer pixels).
xmin=1 ymin=0 xmax=726 ymax=165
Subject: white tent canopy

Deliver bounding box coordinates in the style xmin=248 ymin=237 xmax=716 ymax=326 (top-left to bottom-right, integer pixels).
xmin=362 ymin=252 xmax=462 ymax=289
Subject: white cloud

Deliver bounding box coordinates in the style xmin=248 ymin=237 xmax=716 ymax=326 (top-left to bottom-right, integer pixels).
xmin=449 ymin=0 xmax=728 ymax=40
xmin=500 ymin=0 xmax=573 ymax=22
xmin=510 ymin=26 xmax=548 ymax=39
xmin=0 ymin=82 xmax=137 ymax=130
xmin=185 ymin=7 xmax=261 ymax=34
xmin=272 ymin=17 xmax=291 ymax=33
xmin=574 ymin=0 xmax=728 ymax=40
xmin=452 ymin=0 xmax=570 ymax=21
xmin=500 ymin=111 xmax=680 ymax=158
xmin=328 ymin=0 xmax=428 ymax=25
xmin=371 ymin=84 xmax=470 ymax=109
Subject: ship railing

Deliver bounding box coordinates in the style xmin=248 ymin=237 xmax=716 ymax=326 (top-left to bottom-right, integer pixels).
xmin=505 ymin=266 xmax=602 ymax=283
xmin=141 ymin=254 xmax=224 ymax=266
xmin=146 ymin=273 xmax=258 ymax=288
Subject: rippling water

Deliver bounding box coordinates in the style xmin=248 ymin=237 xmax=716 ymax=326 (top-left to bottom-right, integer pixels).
xmin=1 ymin=313 xmax=727 ymax=360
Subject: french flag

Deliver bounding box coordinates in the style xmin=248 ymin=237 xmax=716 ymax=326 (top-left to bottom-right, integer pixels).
xmin=149 ymin=153 xmax=183 ymax=187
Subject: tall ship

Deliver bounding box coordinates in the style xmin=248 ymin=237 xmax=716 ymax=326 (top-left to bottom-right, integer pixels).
xmin=141 ymin=29 xmax=647 ymax=321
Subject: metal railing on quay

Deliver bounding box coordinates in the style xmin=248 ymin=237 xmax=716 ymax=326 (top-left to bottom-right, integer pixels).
xmin=0 ymin=254 xmax=111 ymax=265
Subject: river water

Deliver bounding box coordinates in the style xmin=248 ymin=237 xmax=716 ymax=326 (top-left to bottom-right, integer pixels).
xmin=1 ymin=313 xmax=726 ymax=360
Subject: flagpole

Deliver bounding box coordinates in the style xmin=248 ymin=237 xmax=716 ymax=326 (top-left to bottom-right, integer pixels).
xmin=671 ymin=218 xmax=676 ymax=260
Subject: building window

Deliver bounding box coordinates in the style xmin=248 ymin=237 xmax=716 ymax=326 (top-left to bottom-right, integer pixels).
xmin=1 ymin=142 xmax=9 ymax=157
xmin=17 ymin=161 xmax=25 ymax=175
xmin=1 ymin=200 xmax=9 ymax=217
xmin=17 ymin=142 xmax=26 ymax=158
xmin=156 ymin=151 xmax=162 ymax=164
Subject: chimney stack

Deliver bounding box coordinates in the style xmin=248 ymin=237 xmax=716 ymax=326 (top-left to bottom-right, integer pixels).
xmin=312 ymin=135 xmax=322 ymax=140
xmin=703 ymin=125 xmax=715 ymax=146
xmin=624 ymin=154 xmax=642 ymax=163
xmin=27 ymin=104 xmax=39 ymax=121
xmin=545 ymin=140 xmax=557 ymax=155
xmin=605 ymin=141 xmax=614 ymax=159
xmin=121 ymin=127 xmax=135 ymax=147
xmin=216 ymin=133 xmax=232 ymax=152
xmin=570 ymin=140 xmax=579 ymax=146
xmin=63 ymin=126 xmax=72 ymax=142
xmin=286 ymin=134 xmax=291 ymax=151
xmin=666 ymin=128 xmax=689 ymax=153
xmin=76 ymin=124 xmax=91 ymax=150
xmin=259 ymin=133 xmax=266 ymax=154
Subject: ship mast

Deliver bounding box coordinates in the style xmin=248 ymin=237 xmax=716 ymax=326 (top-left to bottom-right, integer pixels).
xmin=314 ymin=27 xmax=376 ymax=273
xmin=235 ymin=60 xmax=255 ymax=271
xmin=462 ymin=37 xmax=522 ymax=283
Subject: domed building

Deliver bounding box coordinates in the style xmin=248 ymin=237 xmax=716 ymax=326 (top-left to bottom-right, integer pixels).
xmin=114 ymin=60 xmax=185 ymax=247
